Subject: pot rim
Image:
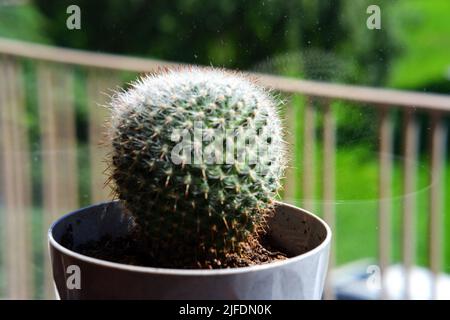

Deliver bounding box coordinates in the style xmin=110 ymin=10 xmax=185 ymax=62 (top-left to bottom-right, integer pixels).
xmin=48 ymin=201 xmax=331 ymax=276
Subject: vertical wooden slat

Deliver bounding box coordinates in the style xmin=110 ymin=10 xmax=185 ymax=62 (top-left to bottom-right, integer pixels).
xmin=87 ymin=69 xmax=118 ymax=203
xmin=0 ymin=57 xmax=8 ymax=297
xmin=12 ymin=58 xmax=33 ymax=300
xmin=38 ymin=63 xmax=78 ymax=299
xmin=54 ymin=67 xmax=79 ymax=213
xmin=18 ymin=60 xmax=33 ymax=300
xmin=402 ymin=109 xmax=419 ymax=299
xmin=429 ymin=111 xmax=447 ymax=300
xmin=322 ymin=101 xmax=336 ymax=300
xmin=0 ymin=57 xmax=18 ymax=299
xmin=283 ymin=101 xmax=296 ymax=202
xmin=302 ymin=97 xmax=316 ymax=211
xmin=378 ymin=106 xmax=393 ymax=299
xmin=0 ymin=56 xmax=33 ymax=299
xmin=38 ymin=63 xmax=58 ymax=299
xmin=0 ymin=59 xmax=7 ymax=297
xmin=58 ymin=68 xmax=79 ymax=210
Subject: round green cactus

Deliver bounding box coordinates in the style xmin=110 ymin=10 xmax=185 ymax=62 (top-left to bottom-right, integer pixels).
xmin=108 ymin=68 xmax=285 ymax=265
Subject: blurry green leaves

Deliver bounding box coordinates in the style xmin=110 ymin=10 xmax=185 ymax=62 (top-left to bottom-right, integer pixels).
xmin=0 ymin=2 xmax=49 ymax=43
xmin=207 ymin=37 xmax=236 ymax=66
xmin=158 ymin=14 xmax=176 ymax=34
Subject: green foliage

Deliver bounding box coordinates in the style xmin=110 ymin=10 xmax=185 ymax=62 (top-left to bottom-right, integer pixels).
xmin=388 ymin=0 xmax=450 ymax=92
xmin=108 ymin=68 xmax=285 ymax=265
xmin=0 ymin=2 xmax=49 ymax=43
xmin=32 ymin=0 xmax=396 ymax=86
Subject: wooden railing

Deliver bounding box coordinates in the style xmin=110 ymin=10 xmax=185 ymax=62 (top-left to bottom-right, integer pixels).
xmin=0 ymin=37 xmax=449 ymax=299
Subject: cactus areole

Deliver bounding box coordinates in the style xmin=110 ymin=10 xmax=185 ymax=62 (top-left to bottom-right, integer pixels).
xmin=108 ymin=68 xmax=286 ymax=267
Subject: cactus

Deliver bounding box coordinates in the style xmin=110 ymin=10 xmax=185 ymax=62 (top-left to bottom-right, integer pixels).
xmin=108 ymin=68 xmax=285 ymax=266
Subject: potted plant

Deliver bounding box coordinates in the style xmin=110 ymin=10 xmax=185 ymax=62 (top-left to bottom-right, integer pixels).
xmin=48 ymin=68 xmax=331 ymax=299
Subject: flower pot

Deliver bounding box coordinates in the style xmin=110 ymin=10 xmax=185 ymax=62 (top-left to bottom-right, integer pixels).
xmin=48 ymin=201 xmax=331 ymax=300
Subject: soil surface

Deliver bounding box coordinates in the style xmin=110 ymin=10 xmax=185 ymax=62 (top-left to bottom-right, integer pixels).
xmin=74 ymin=232 xmax=288 ymax=269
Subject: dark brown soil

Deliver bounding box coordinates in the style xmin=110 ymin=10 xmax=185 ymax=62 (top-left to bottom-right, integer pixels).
xmin=74 ymin=232 xmax=288 ymax=269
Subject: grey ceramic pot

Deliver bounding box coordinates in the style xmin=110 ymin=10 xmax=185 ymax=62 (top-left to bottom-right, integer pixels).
xmin=48 ymin=201 xmax=331 ymax=300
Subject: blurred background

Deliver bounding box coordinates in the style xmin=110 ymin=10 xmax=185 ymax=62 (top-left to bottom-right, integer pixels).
xmin=0 ymin=0 xmax=449 ymax=299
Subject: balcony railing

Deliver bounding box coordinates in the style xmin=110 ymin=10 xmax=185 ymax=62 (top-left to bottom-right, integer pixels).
xmin=0 ymin=37 xmax=449 ymax=299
